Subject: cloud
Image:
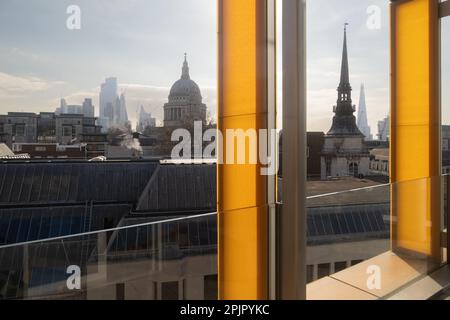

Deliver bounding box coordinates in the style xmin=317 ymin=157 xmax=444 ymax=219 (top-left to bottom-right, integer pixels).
xmin=10 ymin=48 xmax=40 ymax=62
xmin=0 ymin=72 xmax=64 ymax=97
xmin=120 ymin=83 xmax=168 ymax=91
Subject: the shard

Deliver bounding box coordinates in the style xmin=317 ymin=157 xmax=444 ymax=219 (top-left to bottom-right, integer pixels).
xmin=357 ymin=84 xmax=372 ymax=140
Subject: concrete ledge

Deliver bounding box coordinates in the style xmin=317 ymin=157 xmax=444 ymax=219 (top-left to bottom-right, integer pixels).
xmin=307 ymin=251 xmax=447 ymax=300
xmin=307 ymin=276 xmax=377 ymax=300
xmin=388 ymin=265 xmax=450 ymax=300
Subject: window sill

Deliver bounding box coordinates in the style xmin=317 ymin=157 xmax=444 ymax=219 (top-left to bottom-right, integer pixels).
xmin=307 ymin=251 xmax=449 ymax=300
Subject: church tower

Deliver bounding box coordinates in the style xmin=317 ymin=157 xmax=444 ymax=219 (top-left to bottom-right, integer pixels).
xmin=321 ymin=25 xmax=370 ymax=180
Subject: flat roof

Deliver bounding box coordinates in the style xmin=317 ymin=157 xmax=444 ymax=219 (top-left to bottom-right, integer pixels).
xmin=306 ymin=177 xmax=389 ymax=207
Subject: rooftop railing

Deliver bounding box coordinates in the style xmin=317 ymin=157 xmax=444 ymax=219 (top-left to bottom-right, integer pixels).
xmin=0 ymin=175 xmax=448 ymax=300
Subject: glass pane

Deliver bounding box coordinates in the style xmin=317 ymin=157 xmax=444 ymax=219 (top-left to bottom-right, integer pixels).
xmin=306 ymin=183 xmax=390 ymax=283
xmin=0 ymin=0 xmax=218 ymax=300
xmin=304 ymin=0 xmax=390 ymax=286
xmin=0 ymin=214 xmax=217 ymax=300
xmin=277 ymin=0 xmax=399 ymax=297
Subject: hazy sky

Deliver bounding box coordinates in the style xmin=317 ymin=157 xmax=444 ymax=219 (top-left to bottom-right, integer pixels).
xmin=442 ymin=18 xmax=450 ymax=125
xmin=304 ymin=0 xmax=390 ymax=133
xmin=0 ymin=0 xmax=448 ymax=132
xmin=0 ymin=0 xmax=217 ymax=127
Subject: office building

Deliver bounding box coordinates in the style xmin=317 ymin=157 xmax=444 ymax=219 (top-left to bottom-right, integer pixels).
xmin=0 ymin=112 xmax=107 ymax=159
xmin=377 ymin=116 xmax=389 ymax=142
xmin=136 ymin=105 xmax=156 ymax=132
xmin=82 ymin=98 xmax=95 ymax=118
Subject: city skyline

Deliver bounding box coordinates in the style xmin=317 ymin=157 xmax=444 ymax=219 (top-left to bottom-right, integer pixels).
xmin=1 ymin=0 xmax=449 ymax=134
xmin=0 ymin=0 xmax=217 ymax=128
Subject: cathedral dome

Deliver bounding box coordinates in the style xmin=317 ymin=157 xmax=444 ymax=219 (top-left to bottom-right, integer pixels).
xmin=164 ymin=54 xmax=207 ymax=127
xmin=168 ymin=54 xmax=202 ymax=104
xmin=169 ymin=79 xmax=202 ymax=101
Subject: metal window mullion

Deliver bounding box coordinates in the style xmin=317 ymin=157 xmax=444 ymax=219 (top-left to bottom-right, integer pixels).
xmin=447 ymin=176 xmax=450 ymax=261
xmin=267 ymin=0 xmax=277 ymax=301
xmin=279 ymin=0 xmax=307 ymax=300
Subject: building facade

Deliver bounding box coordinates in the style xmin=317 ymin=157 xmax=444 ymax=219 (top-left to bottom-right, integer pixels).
xmin=0 ymin=112 xmax=107 ymax=158
xmin=377 ymin=115 xmax=390 ymax=142
xmin=136 ymin=105 xmax=156 ymax=132
xmin=99 ymin=77 xmax=116 ymax=130
xmin=98 ymin=78 xmax=129 ymax=131
xmin=307 ymin=132 xmax=325 ymax=179
xmin=115 ymin=93 xmax=129 ymax=127
xmin=369 ymin=148 xmax=389 ymax=176
xmin=321 ymin=26 xmax=370 ymax=180
xmin=0 ymin=112 xmax=38 ymax=146
xmin=82 ymin=98 xmax=95 ymax=118
xmin=12 ymin=143 xmax=87 ymax=159
xmin=56 ymin=98 xmax=95 ymax=119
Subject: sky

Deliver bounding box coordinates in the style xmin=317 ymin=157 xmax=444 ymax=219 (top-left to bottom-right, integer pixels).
xmin=442 ymin=18 xmax=450 ymax=125
xmin=0 ymin=0 xmax=449 ymax=132
xmin=304 ymin=0 xmax=390 ymax=133
xmin=0 ymin=0 xmax=217 ymax=127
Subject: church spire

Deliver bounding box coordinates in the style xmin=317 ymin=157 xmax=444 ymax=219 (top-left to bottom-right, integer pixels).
xmin=336 ymin=23 xmax=353 ymax=109
xmin=181 ymin=53 xmax=190 ymax=80
xmin=326 ymin=23 xmax=364 ymax=137
xmin=340 ymin=23 xmax=350 ymax=87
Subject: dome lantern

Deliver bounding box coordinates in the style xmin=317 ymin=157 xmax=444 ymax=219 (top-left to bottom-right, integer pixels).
xmin=182 ymin=53 xmax=190 ymax=80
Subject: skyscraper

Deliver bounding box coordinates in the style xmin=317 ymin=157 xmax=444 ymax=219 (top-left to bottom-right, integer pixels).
xmin=136 ymin=105 xmax=156 ymax=132
xmin=55 ymin=98 xmax=68 ymax=115
xmin=115 ymin=93 xmax=129 ymax=126
xmin=61 ymin=99 xmax=67 ymax=114
xmin=377 ymin=115 xmax=389 ymax=141
xmin=82 ymin=98 xmax=95 ymax=118
xmin=357 ymin=84 xmax=372 ymax=140
xmin=99 ymin=77 xmax=118 ymax=130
